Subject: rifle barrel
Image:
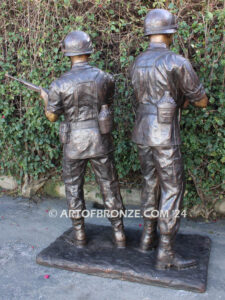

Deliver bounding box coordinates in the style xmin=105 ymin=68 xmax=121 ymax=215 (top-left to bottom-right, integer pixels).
xmin=5 ymin=73 xmax=41 ymax=92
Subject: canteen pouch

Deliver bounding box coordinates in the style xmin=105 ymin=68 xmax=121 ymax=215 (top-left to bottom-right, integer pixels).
xmin=98 ymin=104 xmax=113 ymax=134
xmin=157 ymin=91 xmax=177 ymax=124
xmin=59 ymin=122 xmax=70 ymax=144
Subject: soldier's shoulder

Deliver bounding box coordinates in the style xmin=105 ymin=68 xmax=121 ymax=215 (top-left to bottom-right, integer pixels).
xmin=166 ymin=51 xmax=190 ymax=67
xmin=134 ymin=51 xmax=148 ymax=64
xmin=49 ymin=70 xmax=72 ymax=91
xmin=92 ymin=66 xmax=114 ymax=81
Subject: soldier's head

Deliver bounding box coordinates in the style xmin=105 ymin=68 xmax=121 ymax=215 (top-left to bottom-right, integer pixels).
xmin=144 ymin=9 xmax=178 ymax=46
xmin=62 ymin=31 xmax=93 ymax=63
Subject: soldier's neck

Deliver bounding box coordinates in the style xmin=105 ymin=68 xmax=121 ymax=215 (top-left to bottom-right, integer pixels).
xmin=149 ymin=35 xmax=172 ymax=47
xmin=71 ymin=55 xmax=89 ymax=66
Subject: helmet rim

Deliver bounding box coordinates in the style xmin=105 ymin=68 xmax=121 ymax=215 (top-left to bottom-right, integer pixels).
xmin=144 ymin=28 xmax=177 ymax=36
xmin=62 ymin=30 xmax=93 ymax=57
xmin=144 ymin=9 xmax=178 ymax=37
xmin=62 ymin=50 xmax=93 ymax=56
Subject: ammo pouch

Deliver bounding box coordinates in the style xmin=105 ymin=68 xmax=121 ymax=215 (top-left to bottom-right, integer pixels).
xmin=157 ymin=92 xmax=177 ymax=124
xmin=59 ymin=122 xmax=70 ymax=144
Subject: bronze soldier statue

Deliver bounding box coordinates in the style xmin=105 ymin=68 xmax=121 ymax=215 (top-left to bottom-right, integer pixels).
xmin=40 ymin=31 xmax=126 ymax=248
xmin=130 ymin=9 xmax=208 ymax=269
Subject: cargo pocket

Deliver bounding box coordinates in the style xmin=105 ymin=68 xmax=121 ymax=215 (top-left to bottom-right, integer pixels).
xmin=59 ymin=122 xmax=70 ymax=144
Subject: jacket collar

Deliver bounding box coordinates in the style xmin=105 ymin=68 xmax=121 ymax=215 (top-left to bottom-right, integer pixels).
xmin=71 ymin=61 xmax=91 ymax=69
xmin=148 ymin=42 xmax=169 ymax=49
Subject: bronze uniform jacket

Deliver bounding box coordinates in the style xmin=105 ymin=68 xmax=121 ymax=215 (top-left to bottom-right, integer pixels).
xmin=47 ymin=62 xmax=115 ymax=160
xmin=130 ymin=42 xmax=205 ymax=147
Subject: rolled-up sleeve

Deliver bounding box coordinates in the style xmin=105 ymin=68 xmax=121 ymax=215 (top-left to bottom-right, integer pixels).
xmin=176 ymin=58 xmax=205 ymax=103
xmin=47 ymin=81 xmax=64 ymax=115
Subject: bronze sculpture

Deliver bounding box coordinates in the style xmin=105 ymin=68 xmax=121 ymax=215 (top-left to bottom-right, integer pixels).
xmin=40 ymin=30 xmax=126 ymax=248
xmin=35 ymin=15 xmax=211 ymax=293
xmin=130 ymin=9 xmax=208 ymax=270
xmin=5 ymin=12 xmax=211 ymax=292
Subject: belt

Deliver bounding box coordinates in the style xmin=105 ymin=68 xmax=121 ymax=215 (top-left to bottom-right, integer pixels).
xmin=69 ymin=120 xmax=99 ymax=130
xmin=137 ymin=103 xmax=157 ymax=115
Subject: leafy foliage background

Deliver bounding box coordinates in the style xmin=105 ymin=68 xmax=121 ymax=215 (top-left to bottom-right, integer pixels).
xmin=0 ymin=0 xmax=224 ymax=217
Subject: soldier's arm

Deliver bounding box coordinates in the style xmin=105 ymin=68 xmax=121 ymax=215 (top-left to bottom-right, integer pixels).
xmin=40 ymin=89 xmax=58 ymax=122
xmin=40 ymin=80 xmax=63 ymax=122
xmin=175 ymin=57 xmax=207 ymax=109
xmin=105 ymin=73 xmax=115 ymax=107
xmin=129 ymin=62 xmax=139 ymax=112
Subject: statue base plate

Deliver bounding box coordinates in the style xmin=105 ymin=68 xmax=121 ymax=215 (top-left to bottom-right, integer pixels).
xmin=36 ymin=224 xmax=211 ymax=293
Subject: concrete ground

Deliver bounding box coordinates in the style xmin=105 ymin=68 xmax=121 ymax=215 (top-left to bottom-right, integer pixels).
xmin=0 ymin=195 xmax=224 ymax=300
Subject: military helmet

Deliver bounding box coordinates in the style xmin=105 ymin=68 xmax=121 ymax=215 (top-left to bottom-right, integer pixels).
xmin=144 ymin=9 xmax=178 ymax=36
xmin=62 ymin=31 xmax=93 ymax=56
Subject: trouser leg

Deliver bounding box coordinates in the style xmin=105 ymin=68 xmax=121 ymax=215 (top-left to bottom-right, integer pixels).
xmin=90 ymin=153 xmax=124 ymax=214
xmin=90 ymin=153 xmax=126 ymax=247
xmin=63 ymin=158 xmax=87 ymax=217
xmin=63 ymin=158 xmax=87 ymax=245
xmin=137 ymin=145 xmax=160 ymax=218
xmin=137 ymin=145 xmax=159 ymax=251
xmin=151 ymin=146 xmax=196 ymax=269
xmin=152 ymin=145 xmax=184 ymax=237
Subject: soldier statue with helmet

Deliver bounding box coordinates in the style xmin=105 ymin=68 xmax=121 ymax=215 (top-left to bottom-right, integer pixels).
xmin=4 ymin=7 xmax=212 ymax=291
xmin=40 ymin=30 xmax=126 ymax=248
xmin=130 ymin=9 xmax=208 ymax=270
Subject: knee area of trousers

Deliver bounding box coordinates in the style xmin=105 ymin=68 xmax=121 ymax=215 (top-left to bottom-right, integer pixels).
xmin=100 ymin=180 xmax=120 ymax=193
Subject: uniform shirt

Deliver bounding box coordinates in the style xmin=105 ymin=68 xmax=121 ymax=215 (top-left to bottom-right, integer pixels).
xmin=130 ymin=42 xmax=205 ymax=146
xmin=47 ymin=62 xmax=115 ymax=159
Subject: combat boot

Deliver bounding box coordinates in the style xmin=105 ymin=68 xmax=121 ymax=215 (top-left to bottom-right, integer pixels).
xmin=110 ymin=218 xmax=126 ymax=248
xmin=139 ymin=219 xmax=158 ymax=251
xmin=155 ymin=235 xmax=197 ymax=270
xmin=72 ymin=218 xmax=86 ymax=247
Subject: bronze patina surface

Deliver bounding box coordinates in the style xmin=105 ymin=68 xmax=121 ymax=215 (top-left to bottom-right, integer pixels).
xmin=130 ymin=9 xmax=208 ymax=269
xmin=40 ymin=30 xmax=126 ymax=248
xmin=36 ymin=224 xmax=211 ymax=293
xmin=35 ymin=11 xmax=211 ymax=291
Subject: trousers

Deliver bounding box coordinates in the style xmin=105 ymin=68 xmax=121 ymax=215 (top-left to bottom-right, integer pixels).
xmin=137 ymin=145 xmax=185 ymax=236
xmin=62 ymin=153 xmax=124 ymax=219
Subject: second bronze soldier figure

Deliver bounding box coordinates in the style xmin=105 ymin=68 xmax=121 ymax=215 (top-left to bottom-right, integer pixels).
xmin=40 ymin=31 xmax=126 ymax=248
xmin=130 ymin=9 xmax=208 ymax=269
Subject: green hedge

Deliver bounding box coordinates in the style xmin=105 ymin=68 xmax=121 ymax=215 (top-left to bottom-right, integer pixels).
xmin=0 ymin=0 xmax=224 ymax=216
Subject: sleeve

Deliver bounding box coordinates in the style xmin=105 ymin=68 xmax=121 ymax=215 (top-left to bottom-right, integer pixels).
xmin=104 ymin=73 xmax=115 ymax=106
xmin=46 ymin=80 xmax=64 ymax=115
xmin=129 ymin=61 xmax=139 ymax=112
xmin=175 ymin=57 xmax=205 ymax=103
xmin=129 ymin=61 xmax=135 ymax=80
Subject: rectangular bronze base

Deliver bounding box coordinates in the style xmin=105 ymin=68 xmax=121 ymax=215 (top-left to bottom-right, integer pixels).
xmin=36 ymin=224 xmax=211 ymax=293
